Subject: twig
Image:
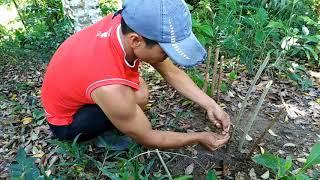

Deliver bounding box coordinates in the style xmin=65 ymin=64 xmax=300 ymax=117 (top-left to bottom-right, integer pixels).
xmin=210 ymin=48 xmax=220 ymax=98
xmin=125 ymin=150 xmax=206 ymax=171
xmin=216 ymin=55 xmax=225 ymax=104
xmin=232 ymin=54 xmax=270 ymax=140
xmin=246 ymin=108 xmax=285 ymax=158
xmin=203 ymin=47 xmax=212 ymax=94
xmin=3 ymin=138 xmax=16 ymax=149
xmin=97 ymin=150 xmax=109 ymax=179
xmin=238 ymin=80 xmax=273 ymax=151
xmin=156 ymin=149 xmax=172 ymax=180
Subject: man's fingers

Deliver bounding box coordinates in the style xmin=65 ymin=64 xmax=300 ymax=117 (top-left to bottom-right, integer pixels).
xmin=215 ymin=135 xmax=230 ymax=145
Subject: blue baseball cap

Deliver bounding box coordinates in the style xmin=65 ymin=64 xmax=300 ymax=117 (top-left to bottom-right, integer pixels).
xmin=121 ymin=0 xmax=207 ymax=67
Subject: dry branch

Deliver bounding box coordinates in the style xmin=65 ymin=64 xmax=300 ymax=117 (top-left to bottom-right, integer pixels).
xmin=210 ymin=48 xmax=220 ymax=98
xmin=238 ymin=80 xmax=273 ymax=151
xmin=203 ymin=47 xmax=212 ymax=94
xmin=246 ymin=108 xmax=285 ymax=158
xmin=216 ymin=55 xmax=225 ymax=104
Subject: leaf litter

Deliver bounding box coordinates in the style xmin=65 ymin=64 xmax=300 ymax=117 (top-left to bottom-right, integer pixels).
xmin=0 ymin=60 xmax=319 ymax=178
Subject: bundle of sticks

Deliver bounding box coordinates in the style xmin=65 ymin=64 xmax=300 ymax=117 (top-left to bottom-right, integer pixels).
xmin=202 ymin=47 xmax=224 ymax=104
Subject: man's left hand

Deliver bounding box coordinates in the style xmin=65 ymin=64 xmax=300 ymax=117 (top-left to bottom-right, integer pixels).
xmin=206 ymin=104 xmax=231 ymax=135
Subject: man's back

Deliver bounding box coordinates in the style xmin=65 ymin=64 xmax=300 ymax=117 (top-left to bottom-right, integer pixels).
xmin=41 ymin=14 xmax=140 ymax=126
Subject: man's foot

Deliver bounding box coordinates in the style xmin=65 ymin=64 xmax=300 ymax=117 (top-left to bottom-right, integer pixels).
xmin=95 ymin=131 xmax=132 ymax=151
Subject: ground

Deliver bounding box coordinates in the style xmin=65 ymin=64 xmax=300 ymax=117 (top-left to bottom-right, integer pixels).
xmin=0 ymin=58 xmax=319 ymax=179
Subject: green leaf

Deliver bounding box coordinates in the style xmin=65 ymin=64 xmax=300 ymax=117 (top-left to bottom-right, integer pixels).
xmin=252 ymin=153 xmax=284 ymax=174
xmin=278 ymin=156 xmax=293 ymax=177
xmin=99 ymin=167 xmax=120 ymax=180
xmin=295 ymin=173 xmax=311 ymax=180
xmin=255 ymin=30 xmax=265 ymax=46
xmin=200 ymin=24 xmax=214 ymax=37
xmin=173 ymin=175 xmax=193 ymax=180
xmin=206 ymin=169 xmax=217 ymax=180
xmin=228 ymin=71 xmax=237 ymax=80
xmin=284 ymin=156 xmax=293 ymax=172
xmin=267 ymin=20 xmax=285 ymax=29
xmin=302 ymin=142 xmax=320 ymax=170
xmin=256 ymin=8 xmax=268 ymax=25
xmin=303 ymin=45 xmax=319 ymax=62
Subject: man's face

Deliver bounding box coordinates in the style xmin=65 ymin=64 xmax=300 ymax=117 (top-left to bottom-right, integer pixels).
xmin=134 ymin=43 xmax=168 ymax=64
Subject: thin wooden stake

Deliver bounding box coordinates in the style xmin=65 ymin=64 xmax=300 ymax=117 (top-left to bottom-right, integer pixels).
xmin=210 ymin=48 xmax=220 ymax=98
xmin=216 ymin=55 xmax=225 ymax=104
xmin=238 ymin=80 xmax=273 ymax=151
xmin=246 ymin=108 xmax=285 ymax=158
xmin=203 ymin=47 xmax=212 ymax=94
xmin=233 ymin=54 xmax=271 ymax=136
xmin=156 ymin=149 xmax=173 ymax=180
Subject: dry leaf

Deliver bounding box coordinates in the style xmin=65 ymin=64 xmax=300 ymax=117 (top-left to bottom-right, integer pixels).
xmin=21 ymin=117 xmax=33 ymax=125
xmin=296 ymin=158 xmax=307 ymax=163
xmin=249 ymin=168 xmax=257 ymax=179
xmin=268 ymin=129 xmax=278 ymax=137
xmin=246 ymin=135 xmax=252 ymax=141
xmin=185 ymin=163 xmax=194 ymax=175
xmin=260 ymin=146 xmax=265 ymax=154
xmin=261 ymin=171 xmax=270 ymax=179
xmin=283 ymin=143 xmax=296 ymax=147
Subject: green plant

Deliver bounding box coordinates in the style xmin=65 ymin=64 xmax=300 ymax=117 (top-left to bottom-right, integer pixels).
xmin=51 ymin=135 xmax=93 ymax=178
xmin=188 ymin=0 xmax=319 ymax=91
xmin=99 ymin=0 xmax=118 ymax=15
xmin=0 ymin=0 xmax=73 ymax=61
xmin=10 ymin=148 xmax=47 ymax=179
xmin=252 ymin=142 xmax=320 ymax=179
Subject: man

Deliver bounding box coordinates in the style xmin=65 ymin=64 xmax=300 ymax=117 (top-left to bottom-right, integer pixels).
xmin=41 ymin=0 xmax=231 ymax=151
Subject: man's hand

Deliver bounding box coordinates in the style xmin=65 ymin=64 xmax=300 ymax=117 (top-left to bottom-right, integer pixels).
xmin=206 ymin=104 xmax=231 ymax=135
xmin=198 ymin=132 xmax=230 ymax=151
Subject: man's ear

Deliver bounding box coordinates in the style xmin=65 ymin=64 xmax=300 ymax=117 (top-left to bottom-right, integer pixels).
xmin=127 ymin=33 xmax=145 ymax=49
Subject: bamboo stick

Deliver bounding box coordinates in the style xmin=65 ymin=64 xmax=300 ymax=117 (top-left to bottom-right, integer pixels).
xmin=203 ymin=47 xmax=212 ymax=94
xmin=233 ymin=54 xmax=271 ymax=136
xmin=216 ymin=55 xmax=225 ymax=104
xmin=210 ymin=48 xmax=220 ymax=98
xmin=238 ymin=80 xmax=273 ymax=151
xmin=156 ymin=149 xmax=172 ymax=180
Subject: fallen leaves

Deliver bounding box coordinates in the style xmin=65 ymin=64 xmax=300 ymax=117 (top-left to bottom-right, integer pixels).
xmin=184 ymin=163 xmax=194 ymax=175
xmin=21 ymin=117 xmax=33 ymax=125
xmin=268 ymin=129 xmax=278 ymax=137
xmin=283 ymin=143 xmax=297 ymax=148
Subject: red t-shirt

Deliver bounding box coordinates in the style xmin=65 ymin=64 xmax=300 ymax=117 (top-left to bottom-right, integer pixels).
xmin=41 ymin=14 xmax=140 ymax=126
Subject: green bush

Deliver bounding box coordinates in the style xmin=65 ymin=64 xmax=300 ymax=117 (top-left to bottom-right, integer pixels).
xmin=252 ymin=142 xmax=320 ymax=179
xmin=189 ymin=0 xmax=319 ymax=90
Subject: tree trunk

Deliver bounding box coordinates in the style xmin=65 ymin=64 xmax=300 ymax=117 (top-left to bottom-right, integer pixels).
xmin=61 ymin=0 xmax=103 ymax=32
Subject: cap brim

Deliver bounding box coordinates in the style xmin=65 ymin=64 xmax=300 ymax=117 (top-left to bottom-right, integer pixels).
xmin=159 ymin=32 xmax=207 ymax=67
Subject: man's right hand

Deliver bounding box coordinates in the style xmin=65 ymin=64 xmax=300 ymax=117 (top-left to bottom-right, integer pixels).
xmin=198 ymin=132 xmax=230 ymax=151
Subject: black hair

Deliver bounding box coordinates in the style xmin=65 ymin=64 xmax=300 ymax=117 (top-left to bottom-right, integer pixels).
xmin=121 ymin=18 xmax=158 ymax=47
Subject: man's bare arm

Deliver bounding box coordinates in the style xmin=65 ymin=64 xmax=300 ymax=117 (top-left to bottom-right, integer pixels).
xmin=152 ymin=59 xmax=230 ymax=133
xmin=91 ymin=85 xmax=227 ymax=150
xmin=152 ymin=59 xmax=215 ymax=109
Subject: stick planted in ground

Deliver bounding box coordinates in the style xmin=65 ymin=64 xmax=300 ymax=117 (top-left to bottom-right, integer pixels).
xmin=233 ymin=54 xmax=271 ymax=138
xmin=203 ymin=47 xmax=212 ymax=94
xmin=216 ymin=55 xmax=224 ymax=104
xmin=210 ymin=48 xmax=220 ymax=98
xmin=238 ymin=80 xmax=273 ymax=151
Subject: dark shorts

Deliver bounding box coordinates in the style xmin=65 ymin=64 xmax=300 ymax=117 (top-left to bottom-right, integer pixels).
xmin=48 ymin=104 xmax=116 ymax=141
